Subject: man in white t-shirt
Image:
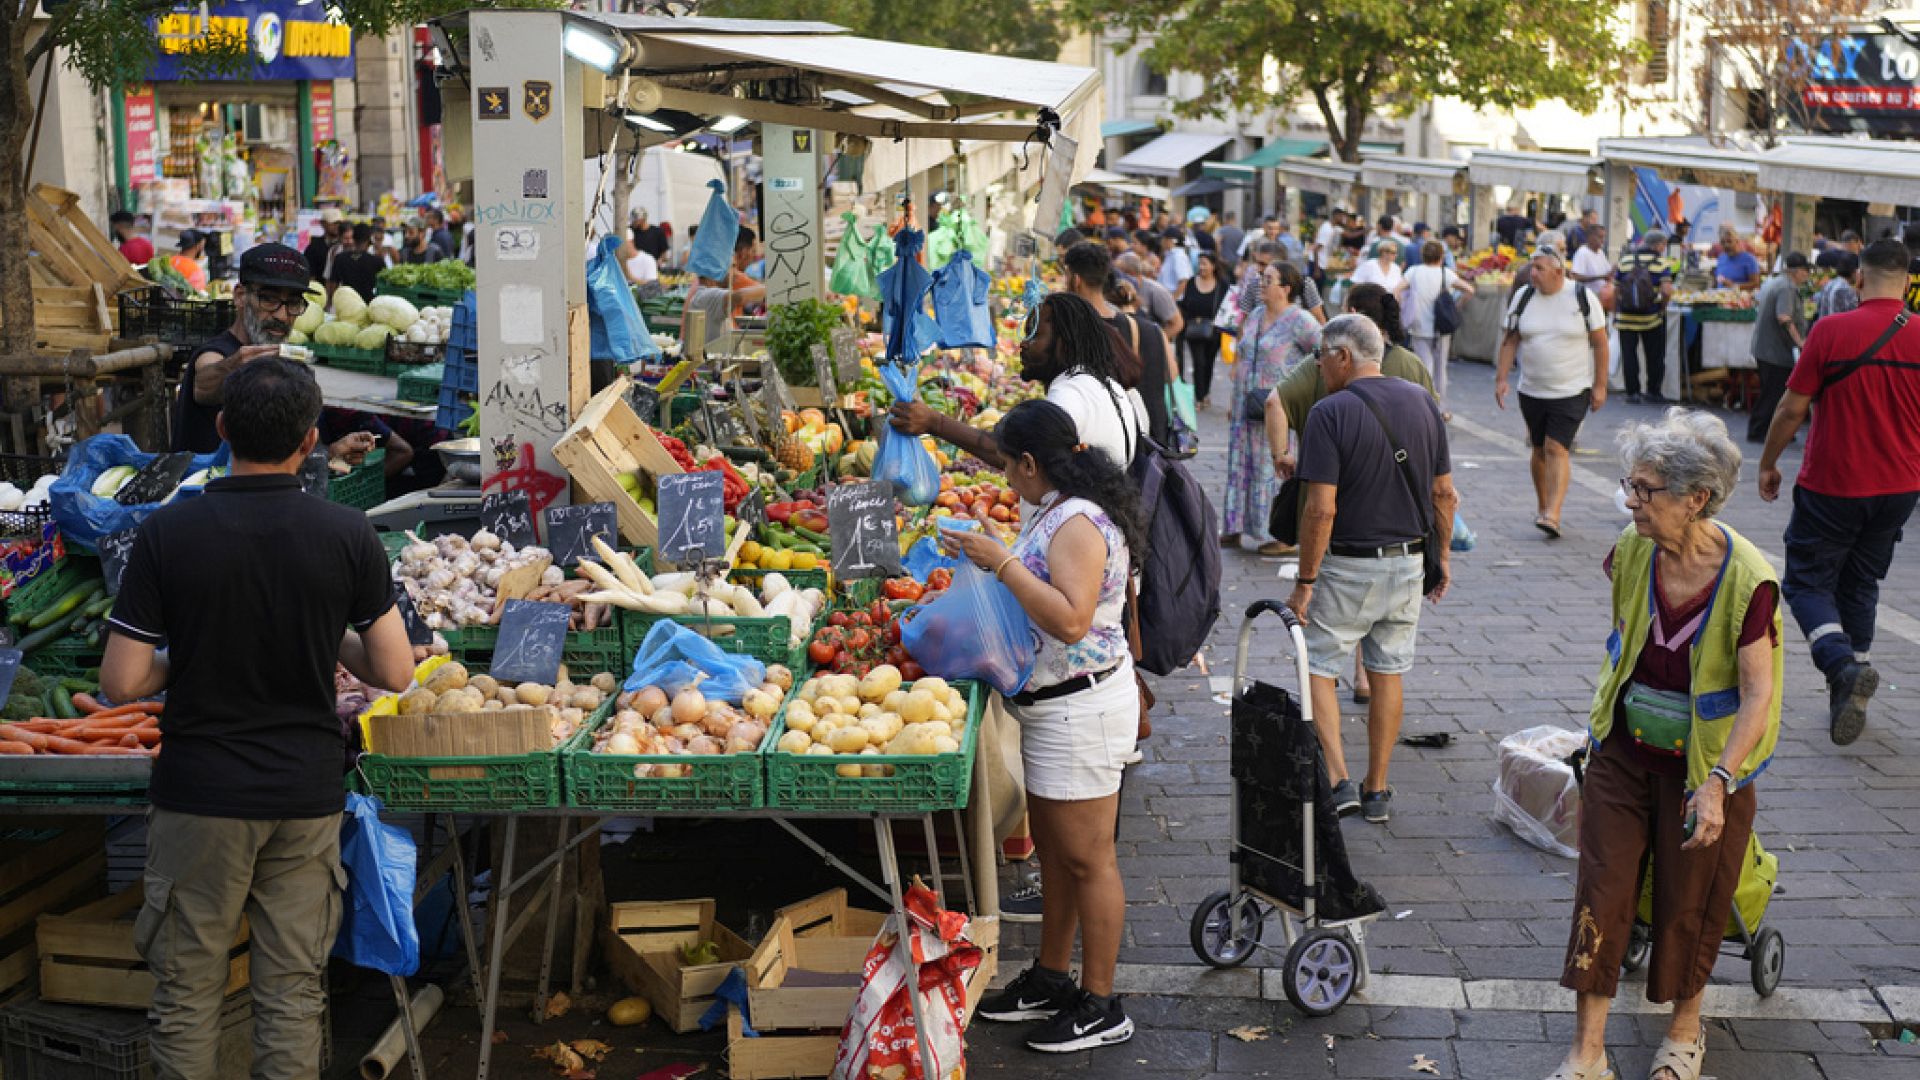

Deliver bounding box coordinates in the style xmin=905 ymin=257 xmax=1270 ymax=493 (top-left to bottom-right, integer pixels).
xmin=1494 ymin=247 xmax=1609 ymax=538
xmin=1312 ymin=211 xmax=1343 ymax=272
xmin=1569 ymin=224 xmax=1613 ymax=288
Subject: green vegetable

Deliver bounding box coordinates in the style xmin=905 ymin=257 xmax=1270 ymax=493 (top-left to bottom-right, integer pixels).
xmin=1 ymin=668 xmax=51 ymax=720
xmin=17 ymin=618 xmax=72 ymax=653
xmin=765 ymin=300 xmax=844 ymax=388
xmin=82 ymin=594 xmax=116 ymax=619
xmin=376 ymin=260 xmax=475 ymax=293
xmin=28 ymin=581 xmax=103 ymax=631
xmin=791 ymin=524 xmax=831 ymax=546
xmin=49 ymin=687 xmax=77 ymax=720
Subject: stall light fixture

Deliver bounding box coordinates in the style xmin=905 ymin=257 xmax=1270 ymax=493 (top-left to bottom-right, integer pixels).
xmin=709 ymin=115 xmax=751 ymax=135
xmin=563 ymin=25 xmax=623 ymax=73
xmin=626 ymin=114 xmax=676 ymax=133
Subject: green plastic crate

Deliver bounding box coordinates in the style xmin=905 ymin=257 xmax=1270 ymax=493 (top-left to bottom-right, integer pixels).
xmin=0 ymin=774 xmax=149 ymax=808
xmin=380 ymin=283 xmax=468 ymax=308
xmin=379 ymin=531 xmax=412 ymax=562
xmin=312 ymin=342 xmax=387 ymax=373
xmin=397 ymin=362 xmax=444 ymax=404
xmin=762 ymin=679 xmax=982 ymax=813
xmin=23 ymin=638 xmax=104 ymax=679
xmin=353 ymin=748 xmax=562 ymax=812
xmin=562 ymin=697 xmax=767 ymax=811
xmin=6 ymin=556 xmax=102 ymax=628
xmin=451 ymin=623 xmax=629 ymax=682
xmin=327 ymin=449 xmax=386 ymax=510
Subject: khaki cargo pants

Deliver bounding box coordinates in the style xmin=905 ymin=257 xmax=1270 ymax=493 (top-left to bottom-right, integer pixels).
xmin=138 ymin=809 xmax=344 ymax=1080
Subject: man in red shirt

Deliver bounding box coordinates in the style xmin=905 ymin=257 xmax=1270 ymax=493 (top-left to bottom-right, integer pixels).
xmin=1758 ymin=239 xmax=1920 ymax=745
xmin=110 ymin=211 xmax=154 ymax=267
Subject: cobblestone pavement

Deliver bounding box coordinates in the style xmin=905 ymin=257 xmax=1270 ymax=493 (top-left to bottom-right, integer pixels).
xmin=968 ymin=356 xmax=1920 ymax=1078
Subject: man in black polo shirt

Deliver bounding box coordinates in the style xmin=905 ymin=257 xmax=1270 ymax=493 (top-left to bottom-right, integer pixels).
xmin=104 ymin=358 xmax=413 ymax=1079
xmin=172 ymin=242 xmax=312 ymax=453
xmin=327 ymin=222 xmax=385 ymax=303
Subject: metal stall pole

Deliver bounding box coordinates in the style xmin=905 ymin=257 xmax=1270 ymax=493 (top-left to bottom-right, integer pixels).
xmin=873 ymin=818 xmax=940 ymax=1074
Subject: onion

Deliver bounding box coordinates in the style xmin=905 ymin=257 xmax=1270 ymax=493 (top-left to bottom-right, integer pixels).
xmin=635 ymin=686 xmax=669 ymax=716
xmin=670 ymin=688 xmax=707 ymax=725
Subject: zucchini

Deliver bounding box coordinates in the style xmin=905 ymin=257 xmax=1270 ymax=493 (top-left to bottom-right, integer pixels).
xmin=28 ymin=581 xmax=103 ymax=631
xmin=791 ymin=524 xmax=831 ymax=546
xmin=58 ymin=678 xmax=94 ymax=694
xmin=81 ymin=594 xmax=115 ymax=619
xmin=49 ymin=687 xmax=77 ymax=720
xmin=17 ymin=618 xmax=71 ymax=653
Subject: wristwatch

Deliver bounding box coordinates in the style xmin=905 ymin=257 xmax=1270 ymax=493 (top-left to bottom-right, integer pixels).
xmin=1708 ymin=765 xmax=1735 ymax=790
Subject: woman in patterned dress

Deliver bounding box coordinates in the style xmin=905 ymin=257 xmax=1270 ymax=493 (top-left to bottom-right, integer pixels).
xmin=1223 ymin=260 xmax=1321 ymax=555
xmin=941 ymin=398 xmax=1148 ymax=1055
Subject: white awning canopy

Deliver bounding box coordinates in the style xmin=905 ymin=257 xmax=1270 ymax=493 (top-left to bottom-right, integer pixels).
xmin=1359 ymin=154 xmax=1466 ymax=197
xmin=1758 ymin=136 xmax=1920 ymax=209
xmin=1275 ymin=159 xmax=1362 ymax=200
xmin=1597 ymin=137 xmax=1759 ymax=193
xmin=1113 ymin=132 xmax=1234 ymax=178
xmin=1467 ymin=150 xmax=1600 ymax=196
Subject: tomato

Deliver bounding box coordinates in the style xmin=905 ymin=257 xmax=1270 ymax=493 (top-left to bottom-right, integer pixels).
xmin=808 ymin=639 xmax=840 ymax=665
xmin=885 ymin=619 xmax=903 ymax=645
xmin=828 ymin=612 xmax=852 ymax=628
xmin=883 ymin=578 xmax=924 ymax=601
xmin=927 ymin=568 xmax=953 ymax=592
xmin=868 ymin=600 xmax=892 ymax=625
xmin=885 ymin=645 xmax=910 ymax=667
xmin=850 ymin=611 xmax=872 ymax=627
xmin=899 ymin=660 xmax=926 ymax=681
xmin=848 ymin=628 xmax=874 ymax=652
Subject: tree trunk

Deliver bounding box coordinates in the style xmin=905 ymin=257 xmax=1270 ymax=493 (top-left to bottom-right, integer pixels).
xmin=1311 ymin=85 xmax=1352 ymax=164
xmin=0 ymin=5 xmax=42 ymax=379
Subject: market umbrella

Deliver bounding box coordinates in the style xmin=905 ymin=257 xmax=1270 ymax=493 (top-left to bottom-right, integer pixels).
xmin=878 ymin=228 xmax=938 ymax=362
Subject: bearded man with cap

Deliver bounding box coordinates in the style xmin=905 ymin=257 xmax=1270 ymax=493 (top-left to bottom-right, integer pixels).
xmin=172 ymin=243 xmax=314 ymax=453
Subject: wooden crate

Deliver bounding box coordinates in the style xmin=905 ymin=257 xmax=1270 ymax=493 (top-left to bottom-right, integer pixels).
xmin=8 ymin=184 xmax=145 ymax=357
xmin=725 ymin=891 xmax=999 ymax=1080
xmin=0 ymin=819 xmax=106 ymax=1001
xmin=601 ymin=898 xmax=752 ymax=1034
xmin=37 ymin=884 xmax=249 ymax=1009
xmin=551 ymin=375 xmax=687 ymax=551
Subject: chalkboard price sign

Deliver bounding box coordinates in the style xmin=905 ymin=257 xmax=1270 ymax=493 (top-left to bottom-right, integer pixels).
xmin=117 ymin=452 xmax=196 ymax=506
xmin=0 ymin=648 xmax=21 ymax=709
xmin=827 ymin=479 xmax=902 ymax=579
xmin=298 ymin=450 xmax=333 ymax=499
xmin=810 ymin=343 xmax=838 ymax=403
xmin=831 ymin=327 xmax=861 ymax=386
xmin=98 ymin=527 xmax=139 ymax=597
xmin=543 ymin=502 xmax=618 ymax=567
xmin=656 ymin=471 xmax=726 ymax=564
xmin=393 ymin=582 xmax=432 ymax=646
xmin=480 ymin=489 xmax=537 ymax=549
xmin=488 ymin=599 xmax=571 ymax=685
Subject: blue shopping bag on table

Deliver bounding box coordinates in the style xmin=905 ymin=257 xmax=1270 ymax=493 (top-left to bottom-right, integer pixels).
xmin=625 ymin=618 xmax=767 ymax=702
xmin=51 ymin=435 xmax=230 ymax=547
xmin=900 ymin=560 xmax=1037 ymax=696
xmin=333 ymin=793 xmax=420 ymax=976
xmin=930 ymin=250 xmax=994 ymax=349
xmin=685 ymin=179 xmax=740 ymax=282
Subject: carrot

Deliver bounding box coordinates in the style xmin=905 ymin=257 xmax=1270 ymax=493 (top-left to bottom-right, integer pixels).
xmin=91 ymin=701 xmax=163 ymax=717
xmin=0 ymin=742 xmax=33 ymax=755
xmin=40 ymin=735 xmax=103 ymax=754
xmin=5 ymin=720 xmax=63 ymax=733
xmin=75 ymin=745 xmax=145 ymax=756
xmin=118 ymin=733 xmax=141 ymax=748
xmin=62 ymin=718 xmax=148 ymax=736
xmin=7 ymin=730 xmax=51 ymax=750
xmin=70 ymin=692 xmax=105 ymax=714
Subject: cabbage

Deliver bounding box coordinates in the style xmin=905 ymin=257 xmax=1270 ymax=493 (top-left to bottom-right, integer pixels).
xmin=332 ymin=285 xmax=368 ymax=324
xmin=91 ymin=465 xmax=138 ymax=498
xmin=367 ymin=295 xmax=419 ymax=332
xmin=292 ymin=302 xmax=326 ymax=335
xmin=353 ymin=324 xmax=393 ymax=351
xmin=286 ymin=329 xmax=309 ymax=345
xmin=314 ymin=321 xmax=359 ymax=347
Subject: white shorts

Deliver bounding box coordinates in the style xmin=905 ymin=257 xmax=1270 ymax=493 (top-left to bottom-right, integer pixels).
xmin=1005 ymin=661 xmax=1138 ymax=801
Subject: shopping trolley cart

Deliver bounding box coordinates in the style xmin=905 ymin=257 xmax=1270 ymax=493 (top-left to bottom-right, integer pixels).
xmin=1188 ymin=601 xmax=1387 ymax=1016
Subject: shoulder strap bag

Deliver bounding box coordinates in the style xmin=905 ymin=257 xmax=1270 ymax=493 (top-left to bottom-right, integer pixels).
xmin=1818 ymin=311 xmax=1912 ymax=396
xmin=1346 ymin=381 xmax=1444 ymax=597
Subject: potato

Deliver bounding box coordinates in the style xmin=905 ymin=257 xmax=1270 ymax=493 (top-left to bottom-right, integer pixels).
xmin=827 ymin=726 xmax=870 ymax=753
xmin=591 ymin=672 xmax=618 ymax=694
xmin=570 ymin=687 xmax=605 ymax=711
xmin=515 ymin=682 xmax=551 ymax=707
xmin=482 ymin=700 xmax=505 ymax=712
xmin=881 ymin=690 xmax=908 ymax=714
xmin=806 ymin=742 xmax=835 ymax=756
xmin=785 ymin=700 xmax=817 ymax=732
xmin=777 ymin=730 xmax=812 ymax=753
xmin=899 ymin=690 xmax=937 ymax=724
xmin=468 ymin=675 xmax=501 ymax=698
xmin=398 ymin=688 xmax=438 ymax=715
xmin=858 ymin=664 xmax=902 ymax=702
xmin=914 ymin=677 xmax=951 ymax=699
xmin=423 ymin=662 xmax=469 ymax=694
xmin=836 ymin=763 xmax=864 ymax=778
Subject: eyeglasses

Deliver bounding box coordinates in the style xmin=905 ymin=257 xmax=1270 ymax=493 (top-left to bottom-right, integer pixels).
xmin=1619 ymin=478 xmax=1671 ymax=503
xmin=252 ymin=292 xmax=309 ymax=316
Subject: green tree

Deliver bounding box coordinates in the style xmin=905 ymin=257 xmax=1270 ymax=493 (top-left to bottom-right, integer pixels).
xmin=700 ymin=0 xmax=1062 ymax=61
xmin=1063 ymin=0 xmax=1639 ymax=162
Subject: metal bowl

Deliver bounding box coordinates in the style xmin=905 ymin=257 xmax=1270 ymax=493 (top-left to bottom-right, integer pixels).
xmin=432 ymin=438 xmax=483 ymax=483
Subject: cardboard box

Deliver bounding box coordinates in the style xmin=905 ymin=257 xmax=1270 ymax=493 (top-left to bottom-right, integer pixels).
xmin=602 ymin=898 xmax=752 ymax=1034
xmin=364 ymin=707 xmax=550 ymax=758
xmin=37 ymin=884 xmax=248 ymax=1009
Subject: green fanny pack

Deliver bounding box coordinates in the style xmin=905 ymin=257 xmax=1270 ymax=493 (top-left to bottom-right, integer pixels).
xmin=1621 ymin=681 xmax=1691 ymax=756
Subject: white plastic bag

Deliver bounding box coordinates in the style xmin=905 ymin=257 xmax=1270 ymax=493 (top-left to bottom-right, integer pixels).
xmin=1492 ymin=725 xmax=1586 ymax=859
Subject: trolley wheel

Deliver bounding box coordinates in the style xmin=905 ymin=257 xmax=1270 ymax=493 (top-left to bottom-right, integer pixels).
xmin=1623 ymin=923 xmax=1650 ymax=974
xmin=1749 ymin=927 xmax=1784 ymax=997
xmin=1190 ymin=890 xmax=1265 ymax=969
xmin=1281 ymin=929 xmax=1360 ymax=1017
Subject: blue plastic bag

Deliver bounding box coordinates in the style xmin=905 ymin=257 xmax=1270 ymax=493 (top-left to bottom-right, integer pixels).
xmin=51 ymin=435 xmax=230 ymax=547
xmin=930 ymin=250 xmax=994 ymax=350
xmin=1451 ymin=511 xmax=1476 ymax=552
xmin=873 ymin=362 xmax=941 ymax=505
xmin=332 ymin=793 xmax=420 ymax=976
xmin=877 ymin=228 xmax=938 ymax=361
xmin=625 ymin=617 xmax=768 ymax=701
xmin=685 ymin=179 xmax=740 ymax=283
xmin=901 ymin=523 xmax=974 ymax=582
xmin=900 ymin=560 xmax=1036 ymax=696
xmin=588 ymin=234 xmax=660 ymax=364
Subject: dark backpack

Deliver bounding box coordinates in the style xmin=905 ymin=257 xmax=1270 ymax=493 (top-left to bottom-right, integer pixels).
xmin=1618 ymin=253 xmax=1663 ymax=316
xmin=1432 ymin=282 xmax=1462 ymax=336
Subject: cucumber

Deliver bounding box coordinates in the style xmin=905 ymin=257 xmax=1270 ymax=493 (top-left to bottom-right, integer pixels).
xmin=28 ymin=581 xmax=103 ymax=631
xmin=81 ymin=594 xmax=115 ymax=619
xmin=791 ymin=524 xmax=831 ymax=546
xmin=17 ymin=618 xmax=71 ymax=653
xmin=49 ymin=688 xmax=77 ymax=720
xmin=58 ymin=678 xmax=94 ymax=694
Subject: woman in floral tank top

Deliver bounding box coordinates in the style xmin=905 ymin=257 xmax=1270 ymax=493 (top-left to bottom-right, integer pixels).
xmin=940 ymin=399 xmax=1149 ymax=1054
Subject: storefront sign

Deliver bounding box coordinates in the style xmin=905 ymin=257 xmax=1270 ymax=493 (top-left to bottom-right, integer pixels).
xmin=1793 ymin=31 xmax=1920 ymax=137
xmin=311 ymin=81 xmax=333 ymax=143
xmin=148 ymin=0 xmax=355 ymax=82
xmin=124 ymin=86 xmax=158 ymax=184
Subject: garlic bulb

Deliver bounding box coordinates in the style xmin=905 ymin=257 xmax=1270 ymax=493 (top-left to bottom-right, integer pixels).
xmin=471 ymin=529 xmax=502 ymax=551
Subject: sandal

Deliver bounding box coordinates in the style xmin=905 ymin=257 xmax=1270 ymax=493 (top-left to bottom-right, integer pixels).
xmin=1220 ymin=532 xmax=1241 ymax=549
xmin=1647 ymin=1027 xmax=1705 ymax=1080
xmin=1257 ymin=540 xmax=1297 ymax=557
xmin=1544 ymin=1053 xmax=1615 ymax=1080
xmin=1535 ymin=515 xmax=1562 ymax=539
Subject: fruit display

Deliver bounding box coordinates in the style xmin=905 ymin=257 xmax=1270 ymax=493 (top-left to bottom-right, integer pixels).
xmin=7 ymin=564 xmax=114 ymax=657
xmin=1672 ymin=287 xmax=1754 ymax=309
xmin=807 ymin=597 xmax=921 ymax=679
xmin=778 ymin=409 xmax=848 ymax=458
xmin=583 ymin=664 xmax=791 ymax=775
xmin=394 ymin=661 xmax=617 ymax=746
xmin=391 ymin=530 xmax=558 ymax=630
xmin=770 ymin=669 xmax=969 ymax=777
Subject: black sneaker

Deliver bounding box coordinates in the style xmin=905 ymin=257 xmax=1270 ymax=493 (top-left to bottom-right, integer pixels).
xmin=1829 ymin=662 xmax=1879 ymax=746
xmin=1361 ymin=787 xmax=1393 ymax=823
xmin=1330 ymin=778 xmax=1361 ymax=817
xmin=1001 ymin=875 xmax=1043 ymax=924
xmin=1644 ymin=393 xmax=1672 ymax=405
xmin=977 ymin=965 xmax=1077 ymax=1023
xmin=1024 ymin=989 xmax=1134 ymax=1053
xmin=1625 ymin=392 xmax=1644 ymax=405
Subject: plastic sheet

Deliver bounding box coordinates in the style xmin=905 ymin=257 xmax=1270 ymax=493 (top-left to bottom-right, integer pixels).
xmin=624 ymin=616 xmax=768 ymax=702
xmin=333 ymin=793 xmax=421 ymax=976
xmin=50 ymin=435 xmax=230 ymax=547
xmin=829 ymin=211 xmax=882 ymax=301
xmin=1492 ymin=725 xmax=1586 ymax=859
xmin=878 ymin=229 xmax=938 ymax=361
xmin=587 ymin=234 xmax=660 ymax=363
xmin=899 ymin=561 xmax=1036 ymax=696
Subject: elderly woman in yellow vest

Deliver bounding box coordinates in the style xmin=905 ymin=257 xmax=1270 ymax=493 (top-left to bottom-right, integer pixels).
xmin=1546 ymin=408 xmax=1781 ymax=1080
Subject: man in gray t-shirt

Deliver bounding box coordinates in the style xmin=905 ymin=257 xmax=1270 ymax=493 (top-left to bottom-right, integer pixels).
xmin=1747 ymin=252 xmax=1811 ymax=443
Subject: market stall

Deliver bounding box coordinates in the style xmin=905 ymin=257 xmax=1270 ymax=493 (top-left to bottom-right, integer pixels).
xmin=1452 ymin=150 xmax=1600 ymax=362
xmin=1758 ymin=135 xmax=1920 ymax=256
xmin=1275 ymin=158 xmax=1363 ymax=301
xmin=1358 ymin=153 xmax=1466 ymax=234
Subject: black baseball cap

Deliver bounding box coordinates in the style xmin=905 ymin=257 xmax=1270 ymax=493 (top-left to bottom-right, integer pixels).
xmin=1782 ymin=251 xmax=1811 ymax=271
xmin=238 ymin=242 xmax=312 ymax=291
xmin=1104 ymin=225 xmax=1130 ymax=240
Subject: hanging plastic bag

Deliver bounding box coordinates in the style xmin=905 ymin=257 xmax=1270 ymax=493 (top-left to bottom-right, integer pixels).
xmin=1165 ymin=378 xmax=1198 ymax=431
xmin=830 ymin=882 xmax=984 ymax=1080
xmin=929 ymin=250 xmax=994 ymax=350
xmin=625 ymin=616 xmax=768 ymax=701
xmin=956 ymin=208 xmax=990 ymax=267
xmin=685 ymin=179 xmax=739 ymax=283
xmin=878 ymin=229 xmax=938 ymax=361
xmin=830 ymin=211 xmax=881 ymax=301
xmin=332 ymin=792 xmax=421 ymax=976
xmin=925 ymin=210 xmax=960 ymax=272
xmin=1451 ymin=510 xmax=1477 ymax=552
xmin=873 ymin=363 xmax=942 ymax=505
xmin=50 ymin=435 xmax=231 ymax=547
xmin=900 ymin=559 xmax=1036 ymax=696
xmin=587 ymin=234 xmax=660 ymax=364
